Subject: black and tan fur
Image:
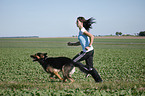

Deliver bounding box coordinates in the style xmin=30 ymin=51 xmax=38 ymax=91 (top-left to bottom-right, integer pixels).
xmin=30 ymin=53 xmax=75 ymax=83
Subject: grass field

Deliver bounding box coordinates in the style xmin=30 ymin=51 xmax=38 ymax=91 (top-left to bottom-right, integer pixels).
xmin=0 ymin=37 xmax=145 ymax=95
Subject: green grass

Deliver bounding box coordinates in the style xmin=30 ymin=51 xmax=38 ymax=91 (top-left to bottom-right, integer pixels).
xmin=0 ymin=38 xmax=145 ymax=95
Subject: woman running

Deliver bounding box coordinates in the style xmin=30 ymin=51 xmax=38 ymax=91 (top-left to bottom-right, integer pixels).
xmin=68 ymin=17 xmax=102 ymax=82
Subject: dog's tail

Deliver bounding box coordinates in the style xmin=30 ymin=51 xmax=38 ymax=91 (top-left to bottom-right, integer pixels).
xmin=69 ymin=66 xmax=75 ymax=75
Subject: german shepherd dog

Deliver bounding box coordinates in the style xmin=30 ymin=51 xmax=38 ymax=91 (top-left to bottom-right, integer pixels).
xmin=30 ymin=53 xmax=103 ymax=83
xmin=30 ymin=53 xmax=75 ymax=83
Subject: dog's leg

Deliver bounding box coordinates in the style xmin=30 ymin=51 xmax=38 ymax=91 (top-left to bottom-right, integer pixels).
xmin=62 ymin=66 xmax=66 ymax=82
xmin=68 ymin=78 xmax=75 ymax=84
xmin=49 ymin=73 xmax=56 ymax=80
xmin=53 ymin=71 xmax=63 ymax=81
xmin=62 ymin=65 xmax=75 ymax=83
xmin=63 ymin=77 xmax=67 ymax=82
xmin=47 ymin=67 xmax=62 ymax=80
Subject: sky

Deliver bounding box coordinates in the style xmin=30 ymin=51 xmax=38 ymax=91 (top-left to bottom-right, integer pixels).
xmin=0 ymin=0 xmax=145 ymax=37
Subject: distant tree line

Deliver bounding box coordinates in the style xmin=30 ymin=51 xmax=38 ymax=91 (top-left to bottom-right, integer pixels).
xmin=0 ymin=36 xmax=39 ymax=38
xmin=72 ymin=31 xmax=145 ymax=37
xmin=115 ymin=32 xmax=122 ymax=36
xmin=139 ymin=31 xmax=145 ymax=36
xmin=115 ymin=31 xmax=145 ymax=36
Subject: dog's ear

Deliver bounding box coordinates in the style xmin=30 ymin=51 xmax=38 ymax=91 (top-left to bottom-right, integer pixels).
xmin=44 ymin=53 xmax=47 ymax=56
xmin=36 ymin=53 xmax=41 ymax=57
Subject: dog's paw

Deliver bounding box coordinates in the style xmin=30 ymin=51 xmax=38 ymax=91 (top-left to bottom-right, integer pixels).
xmin=50 ymin=77 xmax=56 ymax=80
xmin=63 ymin=79 xmax=67 ymax=82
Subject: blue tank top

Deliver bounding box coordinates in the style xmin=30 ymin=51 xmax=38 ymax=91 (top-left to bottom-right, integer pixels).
xmin=78 ymin=27 xmax=94 ymax=52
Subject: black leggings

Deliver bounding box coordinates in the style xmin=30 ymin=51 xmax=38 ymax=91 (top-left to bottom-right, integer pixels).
xmin=72 ymin=50 xmax=103 ymax=82
xmin=72 ymin=50 xmax=94 ymax=68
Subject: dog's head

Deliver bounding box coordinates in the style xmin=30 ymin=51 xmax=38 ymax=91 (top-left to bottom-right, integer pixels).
xmin=30 ymin=53 xmax=47 ymax=62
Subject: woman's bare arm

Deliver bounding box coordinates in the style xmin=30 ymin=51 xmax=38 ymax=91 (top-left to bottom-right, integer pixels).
xmin=83 ymin=31 xmax=94 ymax=50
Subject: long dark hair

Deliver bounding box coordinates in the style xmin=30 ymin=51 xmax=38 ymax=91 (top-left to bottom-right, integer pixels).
xmin=77 ymin=17 xmax=95 ymax=31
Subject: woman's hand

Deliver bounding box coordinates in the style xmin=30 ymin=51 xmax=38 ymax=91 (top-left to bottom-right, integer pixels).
xmin=67 ymin=41 xmax=80 ymax=46
xmin=85 ymin=46 xmax=90 ymax=50
xmin=67 ymin=42 xmax=73 ymax=46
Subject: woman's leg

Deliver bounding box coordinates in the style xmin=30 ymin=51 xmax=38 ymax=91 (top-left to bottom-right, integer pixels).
xmin=72 ymin=51 xmax=86 ymax=62
xmin=85 ymin=50 xmax=94 ymax=70
xmin=72 ymin=51 xmax=90 ymax=73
